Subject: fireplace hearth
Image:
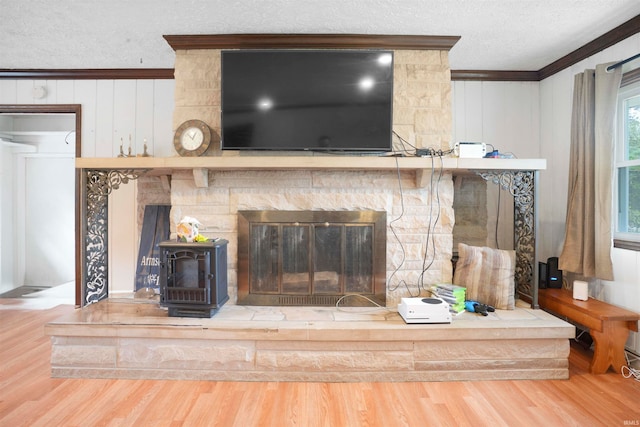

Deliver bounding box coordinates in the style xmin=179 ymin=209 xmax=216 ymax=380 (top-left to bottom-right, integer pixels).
xmin=237 ymin=210 xmax=387 ymax=306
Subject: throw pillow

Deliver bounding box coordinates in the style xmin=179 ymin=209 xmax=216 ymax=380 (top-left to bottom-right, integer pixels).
xmin=452 ymin=243 xmax=516 ymax=310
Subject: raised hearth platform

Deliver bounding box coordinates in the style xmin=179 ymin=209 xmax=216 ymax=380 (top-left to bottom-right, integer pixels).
xmin=45 ymin=298 xmax=574 ymax=382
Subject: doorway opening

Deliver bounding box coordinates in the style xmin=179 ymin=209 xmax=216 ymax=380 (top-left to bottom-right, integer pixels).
xmin=0 ymin=104 xmax=81 ymax=306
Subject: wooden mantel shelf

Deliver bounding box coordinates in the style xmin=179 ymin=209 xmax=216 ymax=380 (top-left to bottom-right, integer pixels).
xmin=76 ymin=156 xmax=545 ymax=188
xmin=75 ymin=156 xmax=545 ymax=171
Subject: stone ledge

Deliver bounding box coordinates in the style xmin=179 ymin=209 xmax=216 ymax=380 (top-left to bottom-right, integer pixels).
xmin=46 ymin=299 xmax=574 ymax=382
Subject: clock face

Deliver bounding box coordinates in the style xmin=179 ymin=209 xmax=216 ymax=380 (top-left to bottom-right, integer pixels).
xmin=174 ymin=120 xmax=212 ymax=156
xmin=180 ymin=127 xmax=204 ymax=151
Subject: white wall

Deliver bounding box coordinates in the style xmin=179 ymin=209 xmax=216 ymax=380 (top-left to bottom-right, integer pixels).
xmin=0 ymin=143 xmax=14 ymax=293
xmin=0 ymin=78 xmax=175 ymax=295
xmin=24 ymin=155 xmax=75 ymax=286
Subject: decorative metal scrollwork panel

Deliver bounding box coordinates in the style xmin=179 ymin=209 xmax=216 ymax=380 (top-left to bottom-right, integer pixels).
xmin=477 ymin=170 xmax=536 ymax=299
xmin=83 ymin=169 xmax=145 ymax=305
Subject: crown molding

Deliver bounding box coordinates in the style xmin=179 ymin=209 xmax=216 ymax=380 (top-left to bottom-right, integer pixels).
xmin=163 ymin=33 xmax=461 ymax=51
xmin=452 ymin=14 xmax=640 ymax=81
xmin=537 ymin=14 xmax=640 ymax=80
xmin=0 ymin=68 xmax=174 ymax=80
xmin=450 ymin=70 xmax=540 ymax=81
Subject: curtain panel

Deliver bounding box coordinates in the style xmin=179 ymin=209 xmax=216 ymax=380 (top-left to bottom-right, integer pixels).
xmin=559 ymin=63 xmax=622 ymax=281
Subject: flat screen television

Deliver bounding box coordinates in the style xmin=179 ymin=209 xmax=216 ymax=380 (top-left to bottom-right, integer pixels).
xmin=221 ymin=50 xmax=394 ymax=152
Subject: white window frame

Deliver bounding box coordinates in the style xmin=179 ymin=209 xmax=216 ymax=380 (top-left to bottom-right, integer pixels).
xmin=614 ymin=80 xmax=640 ymax=247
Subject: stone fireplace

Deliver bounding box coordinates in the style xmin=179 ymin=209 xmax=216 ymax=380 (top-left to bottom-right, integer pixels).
xmin=154 ymin=38 xmax=456 ymax=308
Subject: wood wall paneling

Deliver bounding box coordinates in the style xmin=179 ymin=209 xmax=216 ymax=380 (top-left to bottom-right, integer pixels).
xmin=55 ymin=80 xmax=75 ymax=104
xmin=135 ymin=80 xmax=155 ymax=156
xmin=113 ymin=80 xmax=138 ymax=156
xmin=152 ymin=80 xmax=176 ymax=157
xmin=451 ymin=81 xmax=484 ymax=142
xmin=95 ymin=81 xmax=116 ymax=158
xmin=0 ymin=80 xmax=16 ymax=102
xmin=16 ymin=80 xmax=34 ymax=104
xmin=73 ymin=80 xmax=98 ymax=157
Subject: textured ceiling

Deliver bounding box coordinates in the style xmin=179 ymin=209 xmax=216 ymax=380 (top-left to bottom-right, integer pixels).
xmin=1 ymin=0 xmax=639 ymax=71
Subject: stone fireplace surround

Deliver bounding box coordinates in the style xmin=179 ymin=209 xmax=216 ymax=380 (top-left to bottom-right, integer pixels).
xmin=165 ymin=167 xmax=455 ymax=308
xmin=59 ymin=35 xmax=567 ymax=383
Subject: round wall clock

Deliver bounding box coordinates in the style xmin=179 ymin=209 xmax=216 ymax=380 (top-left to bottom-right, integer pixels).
xmin=173 ymin=119 xmax=212 ymax=156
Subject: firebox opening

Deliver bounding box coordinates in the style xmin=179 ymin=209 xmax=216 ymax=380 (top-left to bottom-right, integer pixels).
xmin=237 ymin=210 xmax=386 ymax=307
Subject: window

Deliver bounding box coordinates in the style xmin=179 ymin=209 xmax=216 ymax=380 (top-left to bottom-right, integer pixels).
xmin=615 ymin=81 xmax=640 ymax=248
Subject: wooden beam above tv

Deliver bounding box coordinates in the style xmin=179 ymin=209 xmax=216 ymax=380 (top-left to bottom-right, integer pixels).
xmin=162 ymin=33 xmax=461 ymax=51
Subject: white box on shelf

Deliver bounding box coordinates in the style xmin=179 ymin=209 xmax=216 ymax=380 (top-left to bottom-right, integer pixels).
xmin=455 ymin=142 xmax=486 ymax=158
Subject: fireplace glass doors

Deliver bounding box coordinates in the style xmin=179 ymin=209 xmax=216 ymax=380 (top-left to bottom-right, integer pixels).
xmin=238 ymin=211 xmax=386 ymax=306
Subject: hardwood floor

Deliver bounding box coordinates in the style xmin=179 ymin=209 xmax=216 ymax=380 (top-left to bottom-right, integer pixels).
xmin=1 ymin=302 xmax=639 ymax=427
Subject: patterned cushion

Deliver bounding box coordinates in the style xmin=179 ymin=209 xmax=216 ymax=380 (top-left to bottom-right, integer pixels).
xmin=452 ymin=243 xmax=515 ymax=310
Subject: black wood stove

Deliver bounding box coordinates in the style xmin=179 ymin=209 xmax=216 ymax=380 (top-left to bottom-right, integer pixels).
xmin=159 ymin=239 xmax=229 ymax=318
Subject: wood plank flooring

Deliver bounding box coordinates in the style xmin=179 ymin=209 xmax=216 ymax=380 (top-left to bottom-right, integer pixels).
xmin=1 ymin=302 xmax=639 ymax=427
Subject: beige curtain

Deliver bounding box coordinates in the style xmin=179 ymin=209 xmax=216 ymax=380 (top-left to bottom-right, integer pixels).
xmin=559 ymin=63 xmax=622 ymax=280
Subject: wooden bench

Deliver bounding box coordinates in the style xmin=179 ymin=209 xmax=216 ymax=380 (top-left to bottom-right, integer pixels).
xmin=538 ymin=288 xmax=640 ymax=374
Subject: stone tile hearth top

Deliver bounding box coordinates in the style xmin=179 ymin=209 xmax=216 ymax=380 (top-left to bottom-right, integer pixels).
xmin=52 ymin=297 xmax=545 ymax=323
xmin=45 ymin=298 xmax=574 ymax=343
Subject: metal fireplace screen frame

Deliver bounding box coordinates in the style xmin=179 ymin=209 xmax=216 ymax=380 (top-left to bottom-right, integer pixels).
xmin=237 ymin=210 xmax=387 ymax=306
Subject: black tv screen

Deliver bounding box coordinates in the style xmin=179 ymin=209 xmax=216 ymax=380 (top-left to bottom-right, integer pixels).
xmin=221 ymin=50 xmax=394 ymax=152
